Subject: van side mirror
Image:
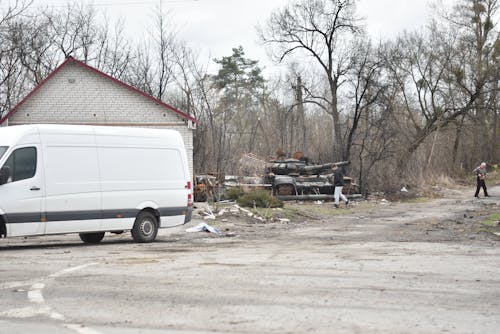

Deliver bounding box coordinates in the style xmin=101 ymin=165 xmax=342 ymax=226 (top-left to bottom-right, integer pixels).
xmin=0 ymin=166 xmax=11 ymax=185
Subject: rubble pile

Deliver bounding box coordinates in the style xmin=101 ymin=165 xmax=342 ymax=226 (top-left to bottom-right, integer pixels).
xmin=192 ymin=202 xmax=291 ymax=225
xmin=239 ymin=153 xmax=267 ymax=176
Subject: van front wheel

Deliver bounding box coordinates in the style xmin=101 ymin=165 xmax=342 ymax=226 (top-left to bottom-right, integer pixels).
xmin=79 ymin=232 xmax=105 ymax=244
xmin=131 ymin=211 xmax=158 ymax=243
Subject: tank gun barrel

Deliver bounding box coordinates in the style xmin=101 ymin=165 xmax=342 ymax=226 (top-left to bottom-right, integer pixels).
xmin=267 ymin=160 xmax=350 ymax=175
xmin=301 ymin=161 xmax=350 ymax=175
xmin=334 ymin=160 xmax=350 ymax=167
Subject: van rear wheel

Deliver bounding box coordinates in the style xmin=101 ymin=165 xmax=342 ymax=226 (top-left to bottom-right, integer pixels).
xmin=79 ymin=232 xmax=105 ymax=244
xmin=131 ymin=211 xmax=158 ymax=243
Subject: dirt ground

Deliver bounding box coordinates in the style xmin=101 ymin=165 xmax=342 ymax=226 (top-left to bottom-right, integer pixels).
xmin=0 ymin=183 xmax=499 ymax=334
xmin=193 ymin=183 xmax=500 ymax=245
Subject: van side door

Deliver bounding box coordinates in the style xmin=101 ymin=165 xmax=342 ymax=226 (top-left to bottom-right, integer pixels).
xmin=0 ymin=146 xmax=45 ymax=236
xmin=44 ymin=144 xmax=102 ymax=234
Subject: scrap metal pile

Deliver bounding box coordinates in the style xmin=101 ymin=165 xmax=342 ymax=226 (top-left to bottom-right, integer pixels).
xmin=193 ymin=152 xmax=358 ymax=202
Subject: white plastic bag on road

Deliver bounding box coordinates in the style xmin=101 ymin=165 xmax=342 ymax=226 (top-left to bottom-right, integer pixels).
xmin=186 ymin=222 xmax=221 ymax=235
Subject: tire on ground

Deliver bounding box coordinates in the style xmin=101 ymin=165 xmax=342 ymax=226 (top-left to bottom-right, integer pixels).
xmin=131 ymin=211 xmax=158 ymax=243
xmin=79 ymin=232 xmax=105 ymax=243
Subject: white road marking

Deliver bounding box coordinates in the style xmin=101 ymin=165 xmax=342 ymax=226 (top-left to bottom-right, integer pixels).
xmin=0 ymin=306 xmax=51 ymax=318
xmin=51 ymin=311 xmax=65 ymax=320
xmin=49 ymin=263 xmax=98 ymax=279
xmin=0 ymin=263 xmax=98 ymax=290
xmin=27 ymin=283 xmax=45 ymax=303
xmin=0 ymin=279 xmax=43 ymax=290
xmin=1 ymin=262 xmax=100 ymax=330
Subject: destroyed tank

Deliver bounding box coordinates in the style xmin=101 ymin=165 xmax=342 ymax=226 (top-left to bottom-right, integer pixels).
xmin=265 ymin=159 xmax=350 ymax=200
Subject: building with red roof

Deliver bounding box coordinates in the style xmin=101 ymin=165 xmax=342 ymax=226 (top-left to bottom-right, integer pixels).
xmin=0 ymin=57 xmax=198 ymax=176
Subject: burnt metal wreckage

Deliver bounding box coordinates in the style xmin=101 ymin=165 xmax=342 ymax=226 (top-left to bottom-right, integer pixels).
xmin=265 ymin=159 xmax=354 ymax=201
xmin=193 ymin=154 xmax=360 ymax=202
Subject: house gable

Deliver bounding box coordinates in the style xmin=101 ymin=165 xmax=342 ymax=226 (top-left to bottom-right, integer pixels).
xmin=2 ymin=57 xmax=197 ymax=127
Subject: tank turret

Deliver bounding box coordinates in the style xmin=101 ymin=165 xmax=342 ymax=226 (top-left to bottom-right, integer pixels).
xmin=264 ymin=160 xmax=352 ymax=198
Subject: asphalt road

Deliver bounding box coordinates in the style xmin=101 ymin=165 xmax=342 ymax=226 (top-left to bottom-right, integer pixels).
xmin=1 ymin=186 xmax=500 ymax=334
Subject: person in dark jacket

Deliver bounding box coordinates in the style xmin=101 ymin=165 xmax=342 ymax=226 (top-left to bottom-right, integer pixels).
xmin=473 ymin=162 xmax=489 ymax=197
xmin=331 ymin=165 xmax=349 ymax=208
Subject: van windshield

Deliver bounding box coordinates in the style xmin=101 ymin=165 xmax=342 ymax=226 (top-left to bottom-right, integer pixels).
xmin=0 ymin=146 xmax=7 ymax=160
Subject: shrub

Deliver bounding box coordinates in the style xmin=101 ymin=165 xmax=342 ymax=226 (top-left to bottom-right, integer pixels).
xmin=237 ymin=190 xmax=283 ymax=208
xmin=226 ymin=187 xmax=245 ymax=200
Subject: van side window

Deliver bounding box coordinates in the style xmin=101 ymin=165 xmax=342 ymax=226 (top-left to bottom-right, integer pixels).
xmin=4 ymin=147 xmax=37 ymax=182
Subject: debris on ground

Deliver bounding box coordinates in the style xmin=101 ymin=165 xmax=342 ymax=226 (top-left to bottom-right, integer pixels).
xmin=193 ymin=202 xmax=283 ymax=224
xmin=202 ymin=206 xmax=216 ymax=220
xmin=186 ymin=223 xmax=221 ymax=234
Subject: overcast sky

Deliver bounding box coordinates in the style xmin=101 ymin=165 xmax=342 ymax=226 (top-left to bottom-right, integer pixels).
xmin=29 ymin=0 xmax=452 ymax=73
xmin=143 ymin=0 xmax=439 ymax=67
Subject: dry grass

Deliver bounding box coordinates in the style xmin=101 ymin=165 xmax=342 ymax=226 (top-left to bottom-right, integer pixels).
xmin=430 ymin=174 xmax=457 ymax=187
xmin=487 ymin=170 xmax=500 ymax=185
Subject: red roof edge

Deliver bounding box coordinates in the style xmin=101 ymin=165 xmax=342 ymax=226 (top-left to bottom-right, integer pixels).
xmin=0 ymin=56 xmax=199 ymax=125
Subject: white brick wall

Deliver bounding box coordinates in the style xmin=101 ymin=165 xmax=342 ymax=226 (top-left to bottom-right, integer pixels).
xmin=9 ymin=62 xmax=195 ymax=177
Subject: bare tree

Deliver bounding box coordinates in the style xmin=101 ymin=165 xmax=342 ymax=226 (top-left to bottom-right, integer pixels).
xmin=353 ymin=102 xmax=398 ymax=193
xmin=45 ymin=3 xmax=93 ymax=59
xmin=0 ymin=0 xmax=31 ymax=26
xmin=379 ymin=0 xmax=498 ymax=175
xmin=259 ymin=0 xmax=362 ymax=160
xmin=450 ymin=0 xmax=499 ymax=164
xmin=94 ymin=17 xmax=132 ymax=80
xmin=0 ymin=0 xmax=33 ymax=118
xmin=384 ymin=27 xmax=484 ymax=173
xmin=10 ymin=14 xmax=58 ymax=84
xmin=344 ymin=38 xmax=385 ymax=162
xmin=167 ymin=42 xmax=216 ymax=173
xmin=150 ymin=9 xmax=177 ymax=101
xmin=126 ymin=8 xmax=177 ymax=102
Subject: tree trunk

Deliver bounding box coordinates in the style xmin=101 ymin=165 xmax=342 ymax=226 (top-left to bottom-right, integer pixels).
xmin=330 ymin=81 xmax=343 ymax=161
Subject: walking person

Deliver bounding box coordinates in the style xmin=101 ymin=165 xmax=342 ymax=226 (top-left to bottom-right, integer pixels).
xmin=331 ymin=164 xmax=349 ymax=208
xmin=473 ymin=162 xmax=489 ymax=197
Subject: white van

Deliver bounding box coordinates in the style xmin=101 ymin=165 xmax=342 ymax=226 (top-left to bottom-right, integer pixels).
xmin=0 ymin=124 xmax=193 ymax=243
